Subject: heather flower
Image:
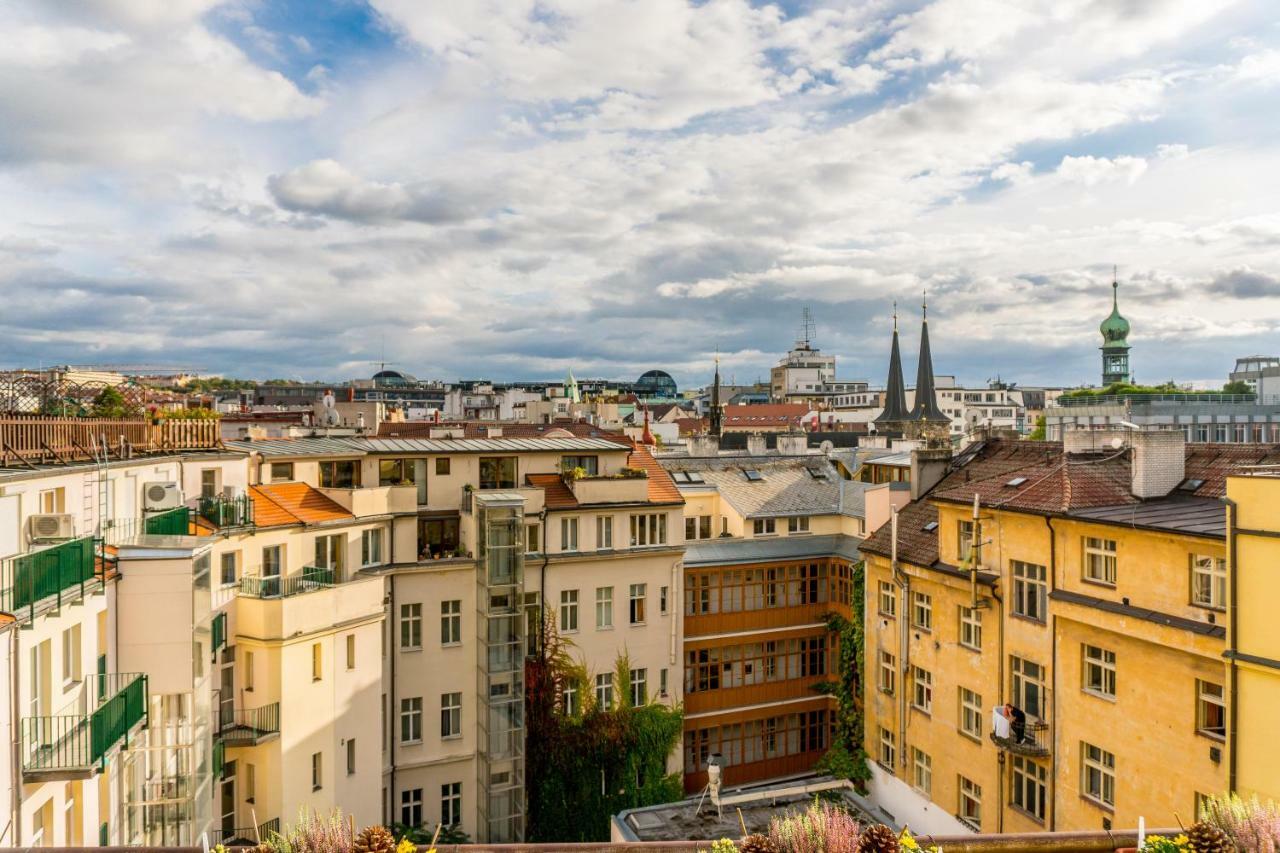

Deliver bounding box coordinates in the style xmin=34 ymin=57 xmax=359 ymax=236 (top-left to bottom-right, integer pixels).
xmin=1201 ymin=793 xmax=1280 ymax=853
xmin=767 ymin=799 xmax=862 ymax=853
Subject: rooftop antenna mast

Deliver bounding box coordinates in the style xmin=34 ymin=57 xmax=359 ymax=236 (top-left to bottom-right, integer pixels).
xmin=798 ymin=307 xmax=817 ymax=349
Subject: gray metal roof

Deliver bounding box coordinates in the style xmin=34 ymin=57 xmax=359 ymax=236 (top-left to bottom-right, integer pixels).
xmin=361 ymin=436 xmax=630 ymax=454
xmin=659 ymin=455 xmax=868 ymax=519
xmin=1068 ymin=497 xmax=1226 ymax=538
xmin=683 ymin=533 xmax=862 ymax=567
xmin=225 ymin=435 xmax=629 ymax=458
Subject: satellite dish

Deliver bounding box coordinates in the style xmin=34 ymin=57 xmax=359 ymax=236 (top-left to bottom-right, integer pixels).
xmin=1110 ymin=437 xmax=1124 ymax=450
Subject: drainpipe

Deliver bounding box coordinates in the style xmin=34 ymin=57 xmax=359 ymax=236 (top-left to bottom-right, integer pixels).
xmin=387 ymin=573 xmax=396 ymax=824
xmin=538 ymin=508 xmax=549 ymax=658
xmin=890 ymin=509 xmax=909 ymax=777
xmin=1223 ymin=497 xmax=1238 ymax=793
xmin=1043 ymin=516 xmax=1058 ymax=830
xmin=9 ymin=626 xmax=20 ymax=846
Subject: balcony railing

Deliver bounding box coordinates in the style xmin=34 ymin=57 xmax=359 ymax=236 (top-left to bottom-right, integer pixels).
xmin=991 ymin=719 xmax=1051 ymax=757
xmin=198 ymin=494 xmax=254 ymax=529
xmin=21 ymin=672 xmax=148 ymax=779
xmin=1052 ymin=392 xmax=1257 ymax=408
xmin=0 ymin=536 xmax=99 ymax=621
xmin=144 ymin=507 xmax=192 ymax=536
xmin=217 ymin=702 xmax=280 ymax=746
xmin=211 ymin=819 xmax=280 ymax=847
xmin=238 ymin=566 xmax=334 ymax=599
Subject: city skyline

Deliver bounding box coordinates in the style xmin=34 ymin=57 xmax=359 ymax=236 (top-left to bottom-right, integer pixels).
xmin=2 ymin=1 xmax=1278 ymax=387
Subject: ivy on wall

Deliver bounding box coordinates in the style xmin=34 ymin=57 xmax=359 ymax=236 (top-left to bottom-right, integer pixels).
xmin=814 ymin=561 xmax=871 ymax=789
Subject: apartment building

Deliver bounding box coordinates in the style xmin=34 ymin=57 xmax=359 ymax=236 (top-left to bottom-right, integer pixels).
xmin=860 ymin=432 xmax=1252 ymax=836
xmin=659 ymin=442 xmax=867 ymax=792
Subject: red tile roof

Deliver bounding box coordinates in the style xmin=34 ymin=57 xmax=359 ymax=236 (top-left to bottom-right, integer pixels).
xmin=522 ymin=445 xmax=683 ymax=508
xmin=526 ymin=472 xmax=578 ymax=509
xmin=250 ymin=483 xmax=353 ymax=528
xmin=675 ymin=417 xmax=709 ymax=436
xmin=722 ymin=404 xmax=808 ymax=428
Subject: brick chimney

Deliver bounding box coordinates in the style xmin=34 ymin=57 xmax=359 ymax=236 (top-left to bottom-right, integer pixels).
xmin=1130 ymin=429 xmax=1185 ymax=499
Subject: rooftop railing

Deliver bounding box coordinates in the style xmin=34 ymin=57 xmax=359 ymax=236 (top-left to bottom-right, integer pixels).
xmin=21 ymin=672 xmax=147 ymax=779
xmin=238 ymin=566 xmax=335 ymax=599
xmin=217 ymin=702 xmax=281 ymax=746
xmin=198 ymin=494 xmax=255 ymax=529
xmin=0 ymin=536 xmax=99 ymax=621
xmin=1052 ymin=392 xmax=1257 ymax=407
xmin=144 ymin=507 xmax=192 ymax=536
xmin=0 ymin=413 xmax=220 ymax=467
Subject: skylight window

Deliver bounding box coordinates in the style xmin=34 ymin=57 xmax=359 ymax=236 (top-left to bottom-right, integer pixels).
xmin=1006 ymin=477 xmax=1029 ymax=487
xmin=1178 ymin=478 xmax=1205 ymax=492
xmin=743 ymin=470 xmax=764 ymax=482
xmin=922 ymin=521 xmax=939 ymax=532
xmin=672 ymin=471 xmax=690 ymax=483
xmin=686 ymin=471 xmax=705 ymax=484
xmin=808 ymin=468 xmax=828 ymax=480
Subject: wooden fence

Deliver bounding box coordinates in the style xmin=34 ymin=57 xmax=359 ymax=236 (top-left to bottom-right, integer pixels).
xmin=0 ymin=415 xmax=221 ymax=466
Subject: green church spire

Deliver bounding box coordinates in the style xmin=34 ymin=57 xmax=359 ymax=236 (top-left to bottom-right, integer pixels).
xmin=1099 ymin=271 xmax=1132 ymax=385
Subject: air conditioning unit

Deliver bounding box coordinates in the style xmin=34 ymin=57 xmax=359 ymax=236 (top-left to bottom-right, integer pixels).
xmin=28 ymin=514 xmax=75 ymax=541
xmin=143 ymin=482 xmax=183 ymax=510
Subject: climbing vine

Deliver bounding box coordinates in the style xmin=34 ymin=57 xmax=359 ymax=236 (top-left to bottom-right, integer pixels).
xmin=525 ymin=614 xmax=684 ymax=842
xmin=814 ymin=560 xmax=871 ymax=790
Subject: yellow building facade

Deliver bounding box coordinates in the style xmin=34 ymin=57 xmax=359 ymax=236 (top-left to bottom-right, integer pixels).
xmin=862 ymin=436 xmax=1232 ymax=835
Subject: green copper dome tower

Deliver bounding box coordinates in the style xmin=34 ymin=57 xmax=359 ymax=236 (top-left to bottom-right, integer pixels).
xmin=1099 ymin=274 xmax=1131 ymax=386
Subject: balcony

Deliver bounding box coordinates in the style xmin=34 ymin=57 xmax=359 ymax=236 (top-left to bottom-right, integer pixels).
xmin=317 ymin=484 xmax=417 ymax=517
xmin=568 ymin=473 xmax=649 ymax=505
xmin=21 ymin=672 xmax=148 ymax=781
xmin=991 ymin=719 xmax=1051 ymax=758
xmin=144 ymin=506 xmax=193 ymax=536
xmin=212 ymin=818 xmax=281 ymax=847
xmin=198 ymin=494 xmax=255 ymax=529
xmin=217 ymin=702 xmax=281 ymax=747
xmin=0 ymin=536 xmax=100 ymax=622
xmin=238 ymin=566 xmax=334 ymax=599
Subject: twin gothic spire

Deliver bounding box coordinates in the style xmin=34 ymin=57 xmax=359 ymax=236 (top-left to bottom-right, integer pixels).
xmin=875 ymin=297 xmax=947 ymax=428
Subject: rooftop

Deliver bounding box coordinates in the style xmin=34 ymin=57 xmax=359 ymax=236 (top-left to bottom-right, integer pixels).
xmin=224 ymin=435 xmax=632 ymax=458
xmin=683 ymin=533 xmax=862 ymax=566
xmin=376 ymin=420 xmax=627 ymax=441
xmin=250 ymin=483 xmax=353 ymax=528
xmin=659 ymin=455 xmax=868 ymax=519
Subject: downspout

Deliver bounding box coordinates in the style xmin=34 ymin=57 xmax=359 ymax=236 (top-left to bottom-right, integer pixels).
xmin=1044 ymin=515 xmax=1058 ymax=831
xmin=9 ymin=626 xmax=20 ymax=846
xmin=538 ymin=508 xmax=549 ymax=658
xmin=890 ymin=509 xmax=909 ymax=777
xmin=1223 ymin=497 xmax=1238 ymax=793
xmin=387 ymin=573 xmax=396 ymax=825
xmin=669 ymin=560 xmax=679 ymax=668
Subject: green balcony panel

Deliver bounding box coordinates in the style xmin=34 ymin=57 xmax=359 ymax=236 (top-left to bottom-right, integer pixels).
xmin=0 ymin=537 xmax=97 ymax=619
xmin=144 ymin=506 xmax=191 ymax=535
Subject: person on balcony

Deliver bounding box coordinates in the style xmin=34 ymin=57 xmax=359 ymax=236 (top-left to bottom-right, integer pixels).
xmin=1003 ymin=703 xmax=1028 ymax=744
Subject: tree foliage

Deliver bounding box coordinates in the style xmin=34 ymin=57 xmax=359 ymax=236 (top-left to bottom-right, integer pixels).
xmin=1028 ymin=414 xmax=1046 ymax=441
xmin=525 ymin=613 xmax=683 ymax=842
xmin=813 ymin=561 xmax=871 ymax=790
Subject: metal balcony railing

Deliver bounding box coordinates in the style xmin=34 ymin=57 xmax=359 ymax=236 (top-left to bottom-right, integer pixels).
xmin=0 ymin=536 xmax=99 ymax=621
xmin=144 ymin=507 xmax=192 ymax=536
xmin=238 ymin=566 xmax=334 ymax=599
xmin=991 ymin=719 xmax=1051 ymax=757
xmin=217 ymin=702 xmax=281 ymax=746
xmin=21 ymin=672 xmax=148 ymax=777
xmin=1053 ymin=392 xmax=1257 ymax=408
xmin=211 ymin=819 xmax=280 ymax=847
xmin=198 ymin=494 xmax=255 ymax=529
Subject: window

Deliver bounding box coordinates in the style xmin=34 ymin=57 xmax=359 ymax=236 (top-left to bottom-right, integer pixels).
xmin=401 ymin=603 xmax=422 ymax=649
xmin=1012 ymin=560 xmax=1047 ymax=622
xmin=1011 ymin=656 xmax=1047 ymax=720
xmin=560 ymin=516 xmax=579 ymax=551
xmin=563 ymin=684 xmax=579 ymax=716
xmin=959 ymin=687 xmax=983 ymax=740
xmin=630 ymin=668 xmax=647 ymax=706
xmin=220 ymin=552 xmax=238 ymax=586
xmin=479 ymin=456 xmax=516 ymax=489
xmin=314 ymin=534 xmax=344 ymax=573
xmin=311 ymin=752 xmax=323 ymax=790
xmin=958 ymin=776 xmax=982 ymax=829
xmin=788 ymin=516 xmax=810 ymax=533
xmin=440 ymin=600 xmax=461 ymax=646
xmin=597 ymin=516 xmax=613 ymax=549
xmin=660 ymin=585 xmax=668 ymax=615
xmin=629 ymin=583 xmax=647 ymax=624
xmin=346 ymin=738 xmax=356 ymax=775
xmin=1082 ymin=645 xmax=1116 ymax=699
xmin=361 ymin=529 xmax=383 ymax=566
xmin=959 ymin=606 xmax=982 ymax=650
xmin=311 ymin=643 xmax=322 ymax=681
xmin=39 ymin=487 xmax=65 ymax=513
xmin=752 ymin=517 xmax=777 ymax=535
xmin=878 ymin=726 xmax=896 ymax=770
xmin=911 ymin=591 xmax=932 ymax=631
xmin=245 ymin=763 xmax=256 ymax=802
xmin=630 ymin=513 xmax=668 ymax=546
xmin=911 ymin=666 xmax=933 ymax=714
xmin=262 ymin=545 xmax=282 ymax=577
xmin=1196 ymin=680 xmax=1226 ymax=738
xmin=441 ymin=782 xmax=461 ymax=827
xmin=379 ymin=459 xmax=417 ymax=487
xmin=61 ymin=624 xmax=81 ymax=683
xmin=561 ymin=455 xmax=599 ymax=475
xmin=244 ymin=651 xmax=255 ymax=690
xmin=400 ymin=697 xmax=422 ymax=743
xmin=346 ymin=634 xmax=356 ymax=670
xmin=1084 ymin=536 xmax=1117 ymax=585
xmin=595 ymin=673 xmax=614 ymax=709
xmin=660 ymin=667 xmax=669 ymax=697
xmin=878 ymin=650 xmax=896 ymax=695
xmin=958 ymin=519 xmax=974 ymax=563
xmin=201 ymin=468 xmax=219 ymax=499
xmin=1010 ymin=756 xmax=1047 ymax=821
xmin=1081 ymin=742 xmax=1116 ymax=807
xmin=441 ymin=692 xmax=461 ymax=738
xmin=525 ymin=522 xmax=541 ymax=554
xmin=595 ymin=587 xmax=613 ymax=629
xmin=270 ymin=462 xmax=294 ymax=482
xmin=878 ymin=581 xmax=896 ymax=617
xmin=560 ymin=590 xmax=579 ymax=632
xmin=435 ymin=458 xmax=450 ymax=476
xmin=400 ymin=788 xmax=423 ymax=828
xmin=319 ymin=460 xmax=360 ymax=488
xmin=912 ymin=747 xmax=932 ymax=794
xmin=1191 ymin=555 xmax=1226 ymax=610
xmin=686 ymin=515 xmax=713 ymax=540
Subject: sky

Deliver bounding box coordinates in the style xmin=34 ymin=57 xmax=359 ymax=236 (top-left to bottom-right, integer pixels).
xmin=1 ymin=1 xmax=1279 ymax=390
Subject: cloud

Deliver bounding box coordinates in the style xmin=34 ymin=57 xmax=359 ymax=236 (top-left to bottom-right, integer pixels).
xmin=1056 ymin=154 xmax=1149 ymax=186
xmin=267 ymin=160 xmax=492 ymax=224
xmin=1207 ymin=268 xmax=1280 ymax=299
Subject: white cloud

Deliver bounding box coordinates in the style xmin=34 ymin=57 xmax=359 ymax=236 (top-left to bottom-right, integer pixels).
xmin=1056 ymin=155 xmax=1149 ymax=186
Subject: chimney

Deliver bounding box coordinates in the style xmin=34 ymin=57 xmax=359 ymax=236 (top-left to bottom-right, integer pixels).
xmin=910 ymin=446 xmax=953 ymax=501
xmin=688 ymin=435 xmax=720 ymax=457
xmin=777 ymin=434 xmax=808 ymax=455
xmin=746 ymin=434 xmax=767 ymax=456
xmin=1131 ymin=429 xmax=1185 ymax=498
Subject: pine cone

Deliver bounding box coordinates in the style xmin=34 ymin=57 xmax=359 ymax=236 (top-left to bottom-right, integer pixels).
xmin=354 ymin=826 xmax=397 ymax=853
xmin=1186 ymin=821 xmax=1233 ymax=853
xmin=740 ymin=834 xmax=777 ymax=853
xmin=856 ymin=824 xmax=900 ymax=853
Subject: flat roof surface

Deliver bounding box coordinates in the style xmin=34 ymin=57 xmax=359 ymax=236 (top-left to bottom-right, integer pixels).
xmin=684 ymin=533 xmax=861 ymax=566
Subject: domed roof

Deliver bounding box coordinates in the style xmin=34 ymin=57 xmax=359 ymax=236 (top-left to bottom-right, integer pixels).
xmin=635 ymin=369 xmax=677 ymax=397
xmin=1100 ymin=280 xmax=1130 ymax=345
xmin=542 ymin=427 xmax=575 ymax=438
xmin=373 ymin=369 xmax=417 ymax=386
